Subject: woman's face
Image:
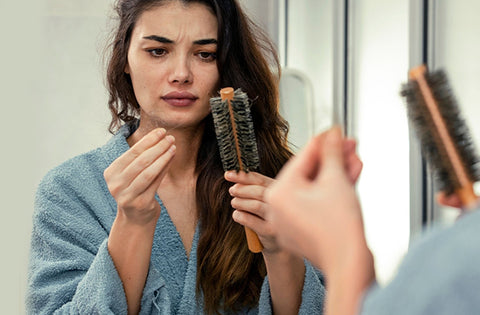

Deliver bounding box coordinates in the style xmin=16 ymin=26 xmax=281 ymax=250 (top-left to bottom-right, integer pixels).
xmin=126 ymin=1 xmax=219 ymax=130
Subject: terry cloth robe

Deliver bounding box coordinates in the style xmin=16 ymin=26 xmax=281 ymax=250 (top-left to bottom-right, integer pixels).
xmin=360 ymin=207 xmax=480 ymax=314
xmin=27 ymin=122 xmax=326 ymax=314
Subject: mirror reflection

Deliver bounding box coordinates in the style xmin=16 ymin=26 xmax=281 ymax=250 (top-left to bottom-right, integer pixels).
xmin=27 ymin=1 xmax=325 ymax=314
xmin=4 ymin=0 xmax=480 ymax=314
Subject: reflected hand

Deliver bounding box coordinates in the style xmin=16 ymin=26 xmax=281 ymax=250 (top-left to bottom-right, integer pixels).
xmin=224 ymin=171 xmax=281 ymax=254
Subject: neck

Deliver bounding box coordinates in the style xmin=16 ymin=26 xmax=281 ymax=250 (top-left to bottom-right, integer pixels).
xmin=166 ymin=128 xmax=202 ymax=183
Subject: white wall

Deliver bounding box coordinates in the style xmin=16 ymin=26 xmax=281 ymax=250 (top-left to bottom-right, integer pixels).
xmin=1 ymin=2 xmax=46 ymax=313
xmin=1 ymin=1 xmax=112 ymax=313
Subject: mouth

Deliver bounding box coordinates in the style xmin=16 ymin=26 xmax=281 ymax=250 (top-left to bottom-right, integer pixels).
xmin=162 ymin=91 xmax=198 ymax=107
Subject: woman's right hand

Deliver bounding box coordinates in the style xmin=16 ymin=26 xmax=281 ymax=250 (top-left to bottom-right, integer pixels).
xmin=104 ymin=128 xmax=176 ymax=226
xmin=105 ymin=128 xmax=175 ymax=314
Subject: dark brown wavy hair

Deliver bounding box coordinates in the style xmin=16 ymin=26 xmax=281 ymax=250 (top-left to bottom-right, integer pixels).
xmin=105 ymin=0 xmax=292 ymax=313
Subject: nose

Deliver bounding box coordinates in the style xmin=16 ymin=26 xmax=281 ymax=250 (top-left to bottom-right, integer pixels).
xmin=169 ymin=54 xmax=193 ymax=84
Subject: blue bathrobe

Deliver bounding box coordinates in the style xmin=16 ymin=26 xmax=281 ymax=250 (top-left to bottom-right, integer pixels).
xmin=27 ymin=123 xmax=326 ymax=314
xmin=360 ymin=207 xmax=480 ymax=314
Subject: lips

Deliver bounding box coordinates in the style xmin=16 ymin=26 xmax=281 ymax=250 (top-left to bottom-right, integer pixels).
xmin=162 ymin=91 xmax=198 ymax=107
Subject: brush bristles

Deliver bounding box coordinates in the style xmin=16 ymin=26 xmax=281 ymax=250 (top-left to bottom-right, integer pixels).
xmin=401 ymin=69 xmax=480 ymax=194
xmin=210 ymin=88 xmax=260 ymax=172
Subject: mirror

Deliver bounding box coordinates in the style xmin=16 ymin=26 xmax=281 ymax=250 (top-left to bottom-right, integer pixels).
xmin=279 ymin=68 xmax=315 ymax=151
xmin=5 ymin=1 xmax=480 ymax=313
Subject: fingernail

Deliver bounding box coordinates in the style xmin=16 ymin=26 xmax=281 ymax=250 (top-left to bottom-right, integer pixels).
xmin=225 ymin=171 xmax=235 ymax=178
xmin=157 ymin=128 xmax=166 ymax=136
xmin=166 ymin=135 xmax=175 ymax=143
xmin=232 ymin=210 xmax=240 ymax=221
xmin=326 ymin=127 xmax=342 ymax=143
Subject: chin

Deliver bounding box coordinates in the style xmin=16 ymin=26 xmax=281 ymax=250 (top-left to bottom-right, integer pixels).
xmin=143 ymin=108 xmax=209 ymax=129
xmin=156 ymin=118 xmax=207 ymax=131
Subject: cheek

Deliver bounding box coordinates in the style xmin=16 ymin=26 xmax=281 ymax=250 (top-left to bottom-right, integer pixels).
xmin=131 ymin=63 xmax=156 ymax=85
xmin=130 ymin=66 xmax=162 ymax=96
xmin=203 ymin=69 xmax=220 ymax=95
xmin=202 ymin=73 xmax=220 ymax=111
xmin=129 ymin=74 xmax=160 ymax=110
xmin=127 ymin=52 xmax=160 ymax=90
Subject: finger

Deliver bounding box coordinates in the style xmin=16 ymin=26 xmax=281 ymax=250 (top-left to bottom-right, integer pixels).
xmin=343 ymin=138 xmax=357 ymax=156
xmin=141 ymin=146 xmax=177 ymax=197
xmin=125 ymin=144 xmax=176 ymax=197
xmin=346 ymin=153 xmax=363 ymax=184
xmin=229 ymin=183 xmax=266 ymax=201
xmin=276 ymin=132 xmax=326 ymax=182
xmin=317 ymin=126 xmax=346 ymax=179
xmin=232 ymin=209 xmax=265 ymax=234
xmin=342 ymin=137 xmax=362 ymax=183
xmin=224 ymin=171 xmax=273 ymax=186
xmin=265 ymin=132 xmax=326 ymax=205
xmin=122 ymin=135 xmax=175 ymax=182
xmin=231 ymin=197 xmax=266 ymax=218
xmin=436 ymin=191 xmax=462 ymax=208
xmin=109 ymin=128 xmax=167 ymax=171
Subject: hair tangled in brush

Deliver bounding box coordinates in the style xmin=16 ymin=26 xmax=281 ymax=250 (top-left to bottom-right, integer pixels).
xmin=104 ymin=0 xmax=292 ymax=313
xmin=401 ymin=68 xmax=480 ymax=195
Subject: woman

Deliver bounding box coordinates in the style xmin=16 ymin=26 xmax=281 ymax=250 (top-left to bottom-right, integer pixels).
xmin=27 ymin=0 xmax=325 ymax=314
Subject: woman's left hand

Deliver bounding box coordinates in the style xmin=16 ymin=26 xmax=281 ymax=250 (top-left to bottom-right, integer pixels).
xmin=224 ymin=170 xmax=281 ymax=254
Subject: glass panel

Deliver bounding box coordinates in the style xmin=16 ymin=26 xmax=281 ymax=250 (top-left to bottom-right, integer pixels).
xmin=432 ymin=0 xmax=480 ymax=225
xmin=286 ymin=0 xmax=334 ymax=139
xmin=350 ymin=0 xmax=410 ymax=285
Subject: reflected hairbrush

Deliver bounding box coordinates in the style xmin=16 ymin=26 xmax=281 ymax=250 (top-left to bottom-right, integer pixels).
xmin=401 ymin=65 xmax=480 ymax=209
xmin=210 ymin=87 xmax=263 ymax=253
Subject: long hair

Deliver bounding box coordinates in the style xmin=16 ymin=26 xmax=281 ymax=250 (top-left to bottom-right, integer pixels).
xmin=105 ymin=0 xmax=292 ymax=314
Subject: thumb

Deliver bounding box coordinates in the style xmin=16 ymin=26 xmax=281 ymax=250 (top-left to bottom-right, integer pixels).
xmin=319 ymin=126 xmax=346 ymax=175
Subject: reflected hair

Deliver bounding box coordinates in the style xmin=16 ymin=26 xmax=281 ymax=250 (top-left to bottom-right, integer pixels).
xmin=105 ymin=0 xmax=292 ymax=314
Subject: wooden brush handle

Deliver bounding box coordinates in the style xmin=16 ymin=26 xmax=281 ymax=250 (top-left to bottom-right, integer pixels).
xmin=220 ymin=87 xmax=234 ymax=100
xmin=220 ymin=87 xmax=264 ymax=253
xmin=244 ymin=226 xmax=263 ymax=253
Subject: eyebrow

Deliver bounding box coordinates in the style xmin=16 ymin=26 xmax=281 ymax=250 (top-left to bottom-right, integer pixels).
xmin=143 ymin=35 xmax=217 ymax=45
xmin=193 ymin=38 xmax=218 ymax=45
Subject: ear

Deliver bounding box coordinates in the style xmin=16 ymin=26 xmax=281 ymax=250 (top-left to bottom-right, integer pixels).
xmin=124 ymin=63 xmax=130 ymax=74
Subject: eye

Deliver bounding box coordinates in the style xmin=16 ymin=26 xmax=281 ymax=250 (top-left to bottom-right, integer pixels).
xmin=197 ymin=51 xmax=217 ymax=62
xmin=147 ymin=48 xmax=167 ymax=58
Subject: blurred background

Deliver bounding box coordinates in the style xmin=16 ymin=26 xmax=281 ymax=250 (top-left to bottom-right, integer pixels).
xmin=2 ymin=0 xmax=480 ymax=313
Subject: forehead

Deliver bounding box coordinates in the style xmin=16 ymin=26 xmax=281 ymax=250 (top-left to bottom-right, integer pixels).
xmin=133 ymin=2 xmax=218 ymax=40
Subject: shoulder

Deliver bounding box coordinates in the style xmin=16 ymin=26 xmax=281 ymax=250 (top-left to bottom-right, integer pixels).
xmin=361 ymin=210 xmax=480 ymax=314
xmin=37 ymin=123 xmax=134 ymax=193
xmin=407 ymin=210 xmax=480 ymax=266
xmin=400 ymin=210 xmax=480 ymax=288
xmin=33 ymin=147 xmax=111 ymax=226
xmin=33 ymin=145 xmax=116 ymax=233
xmin=38 ymin=147 xmax=107 ymax=193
